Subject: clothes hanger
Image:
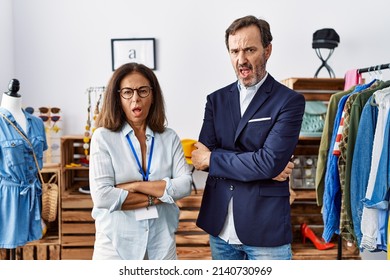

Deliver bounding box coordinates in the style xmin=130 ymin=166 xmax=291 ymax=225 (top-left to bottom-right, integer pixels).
xmin=375 ymin=66 xmax=383 ymax=81
xmin=368 ymin=67 xmax=380 ymax=106
xmin=367 ymin=66 xmax=374 ymax=83
xmin=370 ymin=66 xmax=389 ymax=107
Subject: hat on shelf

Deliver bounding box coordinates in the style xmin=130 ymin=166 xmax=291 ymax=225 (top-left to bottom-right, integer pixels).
xmin=312 ymin=28 xmax=340 ymax=49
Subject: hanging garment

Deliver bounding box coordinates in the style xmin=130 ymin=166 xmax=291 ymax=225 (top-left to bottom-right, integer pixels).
xmin=337 ymin=80 xmax=382 ymax=243
xmin=344 ymin=69 xmax=363 ymax=91
xmin=322 ymin=81 xmax=376 ymax=242
xmin=337 ymin=91 xmax=362 ymax=243
xmin=0 ymin=108 xmax=47 ymax=248
xmin=360 ymin=87 xmax=390 ymax=251
xmin=366 ymin=118 xmax=390 ymax=251
xmin=350 ymin=95 xmax=378 ymax=248
xmin=322 ymin=94 xmax=349 ymax=242
xmin=341 ymin=80 xmax=390 ymax=244
xmin=315 ymin=87 xmax=355 ymax=206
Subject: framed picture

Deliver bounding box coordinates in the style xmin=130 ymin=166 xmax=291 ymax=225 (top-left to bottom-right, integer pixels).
xmin=111 ymin=38 xmax=156 ymax=71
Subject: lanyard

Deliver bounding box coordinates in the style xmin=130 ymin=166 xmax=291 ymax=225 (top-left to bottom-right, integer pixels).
xmin=126 ymin=134 xmax=155 ymax=181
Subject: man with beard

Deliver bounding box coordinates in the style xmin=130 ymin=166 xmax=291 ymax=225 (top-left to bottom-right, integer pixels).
xmin=191 ymin=15 xmax=305 ymax=260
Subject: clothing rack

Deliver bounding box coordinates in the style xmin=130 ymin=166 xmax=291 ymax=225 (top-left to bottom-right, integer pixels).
xmin=337 ymin=64 xmax=390 ymax=260
xmin=357 ymin=63 xmax=390 ymax=74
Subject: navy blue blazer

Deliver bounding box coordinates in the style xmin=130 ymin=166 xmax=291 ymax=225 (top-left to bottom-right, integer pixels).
xmin=196 ymin=74 xmax=305 ymax=247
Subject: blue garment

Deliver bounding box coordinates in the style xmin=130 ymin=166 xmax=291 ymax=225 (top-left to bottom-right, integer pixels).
xmin=209 ymin=235 xmax=292 ymax=260
xmin=322 ymin=94 xmax=349 ymax=242
xmin=364 ymin=114 xmax=390 ymax=206
xmin=360 ymin=96 xmax=390 ymax=251
xmin=0 ymin=108 xmax=47 ymax=248
xmin=350 ymin=96 xmax=378 ymax=248
xmin=322 ymin=81 xmax=375 ymax=242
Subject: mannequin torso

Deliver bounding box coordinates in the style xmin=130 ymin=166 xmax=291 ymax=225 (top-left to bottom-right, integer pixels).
xmin=0 ymin=79 xmax=49 ymax=250
xmin=1 ymin=93 xmax=27 ymax=132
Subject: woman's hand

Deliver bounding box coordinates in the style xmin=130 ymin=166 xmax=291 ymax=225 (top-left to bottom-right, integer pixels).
xmin=117 ymin=181 xmax=140 ymax=193
xmin=117 ymin=180 xmax=166 ymax=198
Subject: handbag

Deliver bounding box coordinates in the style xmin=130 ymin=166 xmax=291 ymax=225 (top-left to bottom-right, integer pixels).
xmin=300 ymin=101 xmax=328 ymax=137
xmin=0 ymin=112 xmax=59 ymax=222
xmin=40 ymin=173 xmax=59 ymax=222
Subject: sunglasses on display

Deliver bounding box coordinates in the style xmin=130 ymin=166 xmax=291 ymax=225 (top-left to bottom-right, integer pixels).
xmin=39 ymin=107 xmax=61 ymax=114
xmin=24 ymin=107 xmax=61 ymax=115
xmin=39 ymin=115 xmax=61 ymax=122
xmin=51 ymin=143 xmax=60 ymax=151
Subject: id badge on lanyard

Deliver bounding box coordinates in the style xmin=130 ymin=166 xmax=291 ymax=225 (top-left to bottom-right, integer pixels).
xmin=126 ymin=134 xmax=158 ymax=220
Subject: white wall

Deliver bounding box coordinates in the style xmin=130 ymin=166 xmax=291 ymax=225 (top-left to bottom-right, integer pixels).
xmin=1 ymin=0 xmax=389 ymax=260
xmin=0 ymin=0 xmax=14 ymax=89
xmin=3 ymin=0 xmax=390 ymax=139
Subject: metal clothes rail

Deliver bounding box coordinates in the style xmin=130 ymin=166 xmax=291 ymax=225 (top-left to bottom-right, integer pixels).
xmin=357 ymin=63 xmax=390 ymax=74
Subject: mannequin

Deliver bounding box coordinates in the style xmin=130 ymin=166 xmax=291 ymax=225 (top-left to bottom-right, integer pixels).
xmin=0 ymin=79 xmax=48 ymax=259
xmin=1 ymin=79 xmax=26 ymax=131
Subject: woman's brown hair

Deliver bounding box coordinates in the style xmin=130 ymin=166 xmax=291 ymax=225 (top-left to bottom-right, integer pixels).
xmin=96 ymin=62 xmax=166 ymax=133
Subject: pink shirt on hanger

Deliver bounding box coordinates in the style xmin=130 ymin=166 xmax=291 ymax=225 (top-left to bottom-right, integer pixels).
xmin=344 ymin=69 xmax=363 ymax=90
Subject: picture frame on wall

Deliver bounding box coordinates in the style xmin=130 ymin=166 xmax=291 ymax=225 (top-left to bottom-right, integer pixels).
xmin=111 ymin=38 xmax=156 ymax=71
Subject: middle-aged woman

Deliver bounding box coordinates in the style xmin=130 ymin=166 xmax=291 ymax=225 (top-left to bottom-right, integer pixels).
xmin=89 ymin=62 xmax=192 ymax=260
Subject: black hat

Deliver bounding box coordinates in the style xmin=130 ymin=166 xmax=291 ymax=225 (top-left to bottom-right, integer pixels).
xmin=312 ymin=28 xmax=340 ymax=49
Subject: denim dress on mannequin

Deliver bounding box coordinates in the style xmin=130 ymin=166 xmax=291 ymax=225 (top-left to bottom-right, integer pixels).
xmin=0 ymin=79 xmax=47 ymax=259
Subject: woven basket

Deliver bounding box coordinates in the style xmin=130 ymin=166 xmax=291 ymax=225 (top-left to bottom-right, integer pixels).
xmin=41 ymin=174 xmax=59 ymax=222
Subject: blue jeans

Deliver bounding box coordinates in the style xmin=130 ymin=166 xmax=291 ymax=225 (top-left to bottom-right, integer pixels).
xmin=209 ymin=235 xmax=292 ymax=260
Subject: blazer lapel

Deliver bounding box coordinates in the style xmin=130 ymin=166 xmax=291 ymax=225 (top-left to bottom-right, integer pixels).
xmin=227 ymin=83 xmax=241 ymax=132
xmin=234 ymin=75 xmax=274 ymax=142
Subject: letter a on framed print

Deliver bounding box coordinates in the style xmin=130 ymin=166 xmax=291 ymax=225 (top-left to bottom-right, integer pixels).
xmin=111 ymin=38 xmax=156 ymax=71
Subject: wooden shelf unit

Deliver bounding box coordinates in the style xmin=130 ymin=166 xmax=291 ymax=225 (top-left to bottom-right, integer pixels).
xmin=283 ymin=77 xmax=360 ymax=260
xmin=281 ymin=77 xmax=345 ymax=101
xmin=60 ymin=135 xmax=94 ymax=260
xmin=176 ymin=190 xmax=211 ymax=260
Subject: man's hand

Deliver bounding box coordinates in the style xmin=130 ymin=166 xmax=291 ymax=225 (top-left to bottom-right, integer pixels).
xmin=191 ymin=142 xmax=211 ymax=171
xmin=273 ymin=160 xmax=294 ymax=182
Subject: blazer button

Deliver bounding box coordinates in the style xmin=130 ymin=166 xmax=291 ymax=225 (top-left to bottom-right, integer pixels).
xmin=230 ymin=185 xmax=234 ymax=191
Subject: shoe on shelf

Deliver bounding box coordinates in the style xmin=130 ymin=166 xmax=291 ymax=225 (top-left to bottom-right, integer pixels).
xmin=78 ymin=186 xmax=91 ymax=194
xmin=301 ymin=223 xmax=335 ymax=250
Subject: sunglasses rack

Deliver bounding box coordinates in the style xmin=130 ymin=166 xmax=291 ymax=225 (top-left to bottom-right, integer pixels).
xmin=24 ymin=106 xmax=63 ymax=164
